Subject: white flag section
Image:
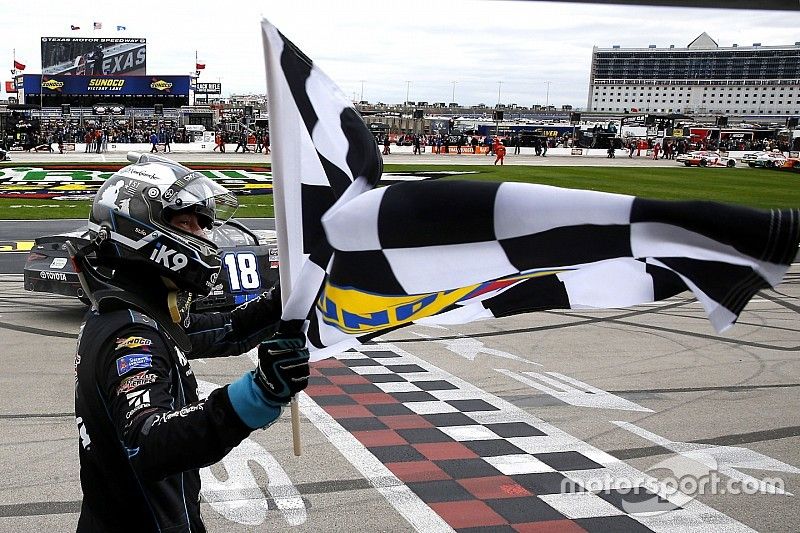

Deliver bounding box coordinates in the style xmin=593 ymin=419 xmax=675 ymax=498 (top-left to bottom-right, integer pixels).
xmin=261 ymin=18 xmax=382 ymax=353
xmin=262 ymin=19 xmax=800 ymax=363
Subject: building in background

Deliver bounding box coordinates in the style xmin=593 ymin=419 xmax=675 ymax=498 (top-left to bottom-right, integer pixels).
xmin=587 ymin=33 xmax=800 ymax=117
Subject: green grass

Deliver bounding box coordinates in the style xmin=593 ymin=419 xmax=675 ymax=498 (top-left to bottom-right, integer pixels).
xmin=1 ymin=164 xmax=797 ymax=220
xmin=392 ymin=164 xmax=800 ymax=209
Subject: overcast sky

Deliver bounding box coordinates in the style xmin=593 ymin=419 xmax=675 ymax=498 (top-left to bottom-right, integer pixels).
xmin=4 ymin=1 xmax=800 ymax=109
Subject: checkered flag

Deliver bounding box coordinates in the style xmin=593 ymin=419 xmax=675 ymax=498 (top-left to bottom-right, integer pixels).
xmin=263 ymin=19 xmax=800 ymax=361
xmin=319 ymin=180 xmax=799 ymax=345
xmin=261 ymin=19 xmax=382 ymax=356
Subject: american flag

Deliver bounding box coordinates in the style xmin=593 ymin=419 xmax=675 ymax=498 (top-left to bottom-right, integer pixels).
xmin=93 ymin=22 xmax=102 ymax=30
xmin=261 ymin=18 xmax=800 ymax=361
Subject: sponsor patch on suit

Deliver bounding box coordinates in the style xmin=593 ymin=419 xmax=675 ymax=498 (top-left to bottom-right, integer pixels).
xmin=116 ymin=354 xmax=153 ymax=376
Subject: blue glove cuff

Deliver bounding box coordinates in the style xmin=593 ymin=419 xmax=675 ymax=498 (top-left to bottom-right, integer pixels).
xmin=228 ymin=371 xmax=283 ymax=429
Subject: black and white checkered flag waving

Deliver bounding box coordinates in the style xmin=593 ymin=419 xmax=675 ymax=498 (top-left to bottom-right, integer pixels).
xmin=263 ymin=19 xmax=799 ymax=361
xmin=315 ymin=180 xmax=798 ymax=357
xmin=262 ymin=19 xmax=382 ymax=340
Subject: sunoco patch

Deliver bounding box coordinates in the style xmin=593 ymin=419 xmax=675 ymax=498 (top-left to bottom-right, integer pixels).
xmin=115 ymin=336 xmax=153 ymax=351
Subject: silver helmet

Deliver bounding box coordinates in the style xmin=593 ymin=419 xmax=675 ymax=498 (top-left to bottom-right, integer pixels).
xmin=88 ymin=152 xmax=238 ymax=295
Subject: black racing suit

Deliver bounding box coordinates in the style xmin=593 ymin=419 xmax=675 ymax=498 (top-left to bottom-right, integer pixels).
xmin=74 ymin=290 xmax=281 ymax=532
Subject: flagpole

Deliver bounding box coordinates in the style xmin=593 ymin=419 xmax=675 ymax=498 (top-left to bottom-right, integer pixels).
xmin=263 ymin=22 xmax=304 ymax=456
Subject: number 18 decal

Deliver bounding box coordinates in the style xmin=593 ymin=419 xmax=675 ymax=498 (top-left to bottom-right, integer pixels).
xmin=223 ymin=252 xmax=260 ymax=291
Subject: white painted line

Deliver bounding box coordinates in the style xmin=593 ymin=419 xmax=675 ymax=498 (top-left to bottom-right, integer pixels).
xmin=497 ymin=369 xmax=654 ymax=412
xmin=196 ymin=379 xmax=307 ymax=526
xmin=613 ymin=421 xmax=800 ymax=496
xmin=413 ymin=331 xmax=541 ymax=365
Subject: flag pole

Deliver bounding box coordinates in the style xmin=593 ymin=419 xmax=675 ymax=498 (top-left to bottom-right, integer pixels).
xmin=291 ymin=398 xmax=301 ymax=455
xmin=263 ymin=22 xmax=304 ymax=455
xmin=272 ymin=128 xmax=303 ymax=455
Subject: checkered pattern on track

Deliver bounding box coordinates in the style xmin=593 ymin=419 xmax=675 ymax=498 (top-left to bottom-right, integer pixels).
xmin=304 ymin=343 xmax=751 ymax=533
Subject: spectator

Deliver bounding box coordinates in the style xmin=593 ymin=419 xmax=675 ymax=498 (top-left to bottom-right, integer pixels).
xmin=235 ymin=131 xmax=250 ymax=153
xmin=149 ymin=131 xmax=159 ymax=153
xmin=84 ymin=130 xmax=93 ymax=153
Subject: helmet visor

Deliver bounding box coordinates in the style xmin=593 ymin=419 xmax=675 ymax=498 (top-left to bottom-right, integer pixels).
xmin=165 ymin=173 xmax=238 ymax=227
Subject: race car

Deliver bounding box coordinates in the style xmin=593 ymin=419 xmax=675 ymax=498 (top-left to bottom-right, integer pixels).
xmin=23 ymin=219 xmax=279 ymax=311
xmin=741 ymin=151 xmax=789 ymax=168
xmin=676 ymin=150 xmax=737 ymax=168
xmin=775 ymin=156 xmax=800 ymax=170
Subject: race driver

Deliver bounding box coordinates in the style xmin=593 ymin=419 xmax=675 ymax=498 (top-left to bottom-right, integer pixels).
xmin=72 ymin=152 xmax=309 ymax=532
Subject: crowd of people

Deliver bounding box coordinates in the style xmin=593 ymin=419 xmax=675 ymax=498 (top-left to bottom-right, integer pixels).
xmin=617 ymin=136 xmax=795 ymax=159
xmin=211 ymin=128 xmax=270 ymax=154
xmin=3 ymin=111 xmax=796 ymax=157
xmin=1 ymin=118 xmax=275 ymax=155
xmin=380 ymin=133 xmax=559 ymax=156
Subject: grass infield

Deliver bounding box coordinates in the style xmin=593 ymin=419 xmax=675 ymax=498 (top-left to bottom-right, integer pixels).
xmin=0 ymin=163 xmax=797 ymax=220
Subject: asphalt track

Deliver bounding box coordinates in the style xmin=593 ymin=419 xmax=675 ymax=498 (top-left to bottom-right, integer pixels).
xmin=1 ymin=151 xmax=798 ymax=532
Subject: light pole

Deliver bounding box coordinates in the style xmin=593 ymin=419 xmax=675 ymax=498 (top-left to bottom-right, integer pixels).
xmin=544 ymin=81 xmax=551 ymax=109
xmin=405 ymin=81 xmax=412 ymax=134
xmin=360 ymin=80 xmax=365 ymax=102
xmin=451 ymin=81 xmax=457 ymax=105
xmin=497 ymin=81 xmax=502 ymax=107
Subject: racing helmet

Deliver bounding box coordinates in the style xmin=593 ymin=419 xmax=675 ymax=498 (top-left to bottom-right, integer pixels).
xmin=88 ymin=152 xmax=238 ymax=295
